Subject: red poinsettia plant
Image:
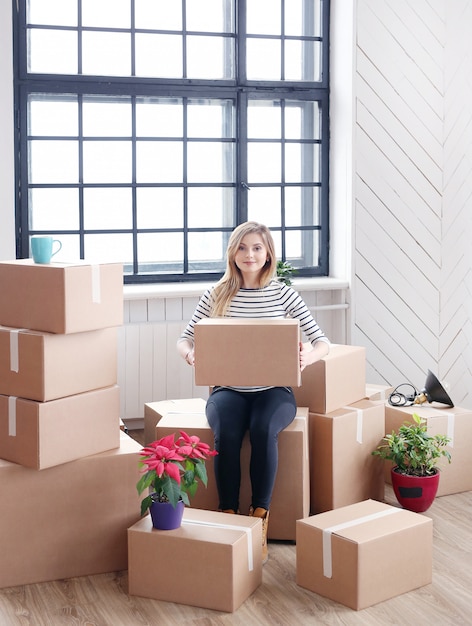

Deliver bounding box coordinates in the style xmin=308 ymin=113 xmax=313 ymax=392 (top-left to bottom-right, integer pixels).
xmin=136 ymin=431 xmax=217 ymax=515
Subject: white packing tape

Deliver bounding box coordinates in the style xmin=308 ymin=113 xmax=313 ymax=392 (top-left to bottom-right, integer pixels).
xmin=322 ymin=508 xmax=401 ymax=578
xmin=91 ymin=264 xmax=101 ymax=303
xmin=295 ymin=413 xmax=309 ymax=460
xmin=428 ymin=408 xmax=456 ymax=448
xmin=8 ymin=396 xmax=17 ymax=437
xmin=9 ymin=329 xmax=25 ymax=373
xmin=182 ymin=518 xmax=254 ymax=571
xmin=342 ymin=406 xmax=364 ymax=444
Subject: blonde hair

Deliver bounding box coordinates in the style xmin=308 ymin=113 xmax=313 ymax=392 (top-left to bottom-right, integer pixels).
xmin=210 ymin=221 xmax=277 ymax=317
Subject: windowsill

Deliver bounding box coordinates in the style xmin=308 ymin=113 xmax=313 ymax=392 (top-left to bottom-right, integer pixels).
xmin=123 ymin=276 xmax=350 ymax=301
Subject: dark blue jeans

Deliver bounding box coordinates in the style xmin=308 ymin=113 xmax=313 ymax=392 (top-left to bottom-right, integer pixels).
xmin=206 ymin=386 xmax=297 ymax=512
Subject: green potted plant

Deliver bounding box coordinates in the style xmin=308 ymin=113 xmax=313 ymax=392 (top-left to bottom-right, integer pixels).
xmin=372 ymin=413 xmax=451 ymax=512
xmin=276 ymin=260 xmax=298 ymax=285
xmin=136 ymin=431 xmax=217 ymax=529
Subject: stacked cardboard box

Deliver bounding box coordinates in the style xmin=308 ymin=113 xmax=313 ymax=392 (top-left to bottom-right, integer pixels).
xmin=128 ymin=508 xmax=263 ymax=612
xmin=0 ymin=260 xmax=143 ymax=588
xmin=150 ymin=405 xmax=310 ymax=541
xmin=291 ymin=344 xmax=385 ymax=514
xmin=296 ymin=499 xmax=433 ymax=610
xmin=384 ymin=403 xmax=472 ymax=496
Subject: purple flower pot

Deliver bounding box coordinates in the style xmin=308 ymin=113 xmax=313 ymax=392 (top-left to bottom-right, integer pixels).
xmin=149 ymin=499 xmax=185 ymax=530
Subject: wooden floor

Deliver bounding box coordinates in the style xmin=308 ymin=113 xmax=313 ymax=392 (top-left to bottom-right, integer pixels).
xmin=1 ymin=429 xmax=471 ymax=626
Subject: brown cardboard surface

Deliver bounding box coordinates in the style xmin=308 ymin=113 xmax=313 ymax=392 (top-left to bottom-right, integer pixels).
xmin=0 ymin=385 xmax=121 ymax=469
xmin=309 ymin=400 xmax=385 ymax=514
xmin=155 ymin=406 xmax=310 ymax=540
xmin=0 ymin=326 xmax=118 ymax=401
xmin=144 ymin=397 xmax=207 ymax=445
xmin=293 ymin=344 xmax=366 ymax=414
xmin=194 ymin=318 xmax=301 ymax=387
xmin=0 ymin=431 xmax=142 ymax=589
xmin=384 ymin=404 xmax=472 ymax=496
xmin=0 ymin=260 xmax=123 ymax=334
xmin=296 ymin=499 xmax=432 ymax=610
xmin=364 ymin=383 xmax=394 ymax=402
xmin=128 ymin=508 xmax=262 ymax=612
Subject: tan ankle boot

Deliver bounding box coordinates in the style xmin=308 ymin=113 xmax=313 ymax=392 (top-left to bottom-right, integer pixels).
xmin=249 ymin=506 xmax=269 ymax=564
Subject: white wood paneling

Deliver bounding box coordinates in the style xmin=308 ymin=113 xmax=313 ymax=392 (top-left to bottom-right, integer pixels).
xmin=352 ymin=0 xmax=472 ymax=408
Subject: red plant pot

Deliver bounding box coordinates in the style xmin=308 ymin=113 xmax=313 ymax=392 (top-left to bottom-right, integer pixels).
xmin=391 ymin=467 xmax=440 ymax=513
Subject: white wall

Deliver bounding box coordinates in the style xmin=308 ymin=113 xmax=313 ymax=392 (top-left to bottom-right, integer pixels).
xmin=351 ymin=0 xmax=472 ymax=408
xmin=0 ymin=0 xmax=15 ymax=261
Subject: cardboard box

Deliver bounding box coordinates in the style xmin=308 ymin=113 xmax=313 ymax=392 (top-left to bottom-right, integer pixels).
xmin=309 ymin=400 xmax=385 ymax=514
xmin=144 ymin=397 xmax=207 ymax=445
xmin=155 ymin=406 xmax=310 ymax=540
xmin=194 ymin=318 xmax=301 ymax=387
xmin=0 ymin=386 xmax=121 ymax=469
xmin=384 ymin=404 xmax=472 ymax=496
xmin=293 ymin=344 xmax=366 ymax=414
xmin=365 ymin=383 xmax=394 ymax=402
xmin=0 ymin=260 xmax=123 ymax=334
xmin=128 ymin=507 xmax=262 ymax=612
xmin=0 ymin=431 xmax=142 ymax=589
xmin=296 ymin=499 xmax=433 ymax=610
xmin=0 ymin=325 xmax=118 ymax=402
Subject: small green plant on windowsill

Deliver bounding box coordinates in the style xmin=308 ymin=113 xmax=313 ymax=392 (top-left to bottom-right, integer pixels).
xmin=276 ymin=260 xmax=298 ymax=286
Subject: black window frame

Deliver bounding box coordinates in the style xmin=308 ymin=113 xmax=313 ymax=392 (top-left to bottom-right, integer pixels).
xmin=13 ymin=0 xmax=330 ymax=284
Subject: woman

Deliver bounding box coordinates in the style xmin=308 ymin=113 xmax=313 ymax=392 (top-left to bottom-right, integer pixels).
xmin=177 ymin=222 xmax=330 ymax=562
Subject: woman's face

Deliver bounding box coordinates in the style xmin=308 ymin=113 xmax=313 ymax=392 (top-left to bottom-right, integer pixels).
xmin=233 ymin=232 xmax=269 ymax=283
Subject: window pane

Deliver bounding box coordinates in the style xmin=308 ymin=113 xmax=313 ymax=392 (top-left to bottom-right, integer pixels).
xmin=285 ymin=40 xmax=321 ymax=82
xmin=188 ymin=232 xmax=227 ymax=269
xmin=136 ymin=98 xmax=183 ymax=137
xmin=285 ymin=0 xmax=321 ymax=38
xmin=247 ymin=187 xmax=281 ymax=227
xmin=84 ymin=233 xmax=133 ymax=263
xmin=82 ymin=0 xmax=130 ymax=29
xmin=187 ymin=187 xmax=235 ymax=228
xmin=247 ymin=0 xmax=281 ymax=35
xmin=83 ymin=188 xmax=133 ymax=229
xmin=285 ymin=186 xmax=320 ymax=226
xmin=83 ymin=98 xmax=132 ymax=137
xmin=187 ymin=100 xmax=235 ymax=139
xmin=186 ymin=0 xmax=233 ymax=33
xmin=246 ymin=39 xmax=280 ymax=81
xmin=28 ymin=0 xmax=77 ymax=27
xmin=187 ymin=142 xmax=234 ymax=183
xmin=138 ymin=232 xmax=183 ymax=270
xmin=135 ymin=34 xmax=182 ymax=78
xmin=82 ymin=141 xmax=132 ymax=183
xmin=187 ymin=36 xmax=233 ymax=80
xmin=285 ymin=143 xmax=320 ymax=183
xmin=28 ymin=30 xmax=78 ymax=74
xmin=29 ymin=140 xmax=78 ymax=184
xmin=285 ymin=101 xmax=320 ymax=140
xmin=29 ymin=188 xmax=79 ymax=230
xmin=135 ymin=0 xmax=182 ymax=30
xmin=248 ymin=143 xmax=281 ymax=183
xmin=82 ymin=32 xmax=131 ymax=76
xmin=136 ymin=142 xmax=183 ymax=183
xmin=286 ymin=229 xmax=319 ymax=267
xmin=28 ymin=96 xmax=78 ymax=136
xmin=248 ymin=102 xmax=281 ymax=139
xmin=137 ymin=188 xmax=184 ymax=229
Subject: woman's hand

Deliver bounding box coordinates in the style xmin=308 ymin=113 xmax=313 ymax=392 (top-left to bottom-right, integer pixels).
xmin=177 ymin=340 xmax=195 ymax=366
xmin=299 ymin=341 xmax=329 ymax=372
xmin=185 ymin=348 xmax=195 ymax=366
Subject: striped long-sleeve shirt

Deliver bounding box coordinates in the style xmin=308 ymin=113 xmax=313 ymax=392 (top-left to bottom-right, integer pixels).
xmin=179 ymin=279 xmax=330 ymax=392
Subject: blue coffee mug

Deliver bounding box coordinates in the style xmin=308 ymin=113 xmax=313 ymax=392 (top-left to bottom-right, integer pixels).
xmin=31 ymin=236 xmax=62 ymax=264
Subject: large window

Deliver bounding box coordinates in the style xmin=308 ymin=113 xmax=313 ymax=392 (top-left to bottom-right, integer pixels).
xmin=14 ymin=0 xmax=330 ymax=283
